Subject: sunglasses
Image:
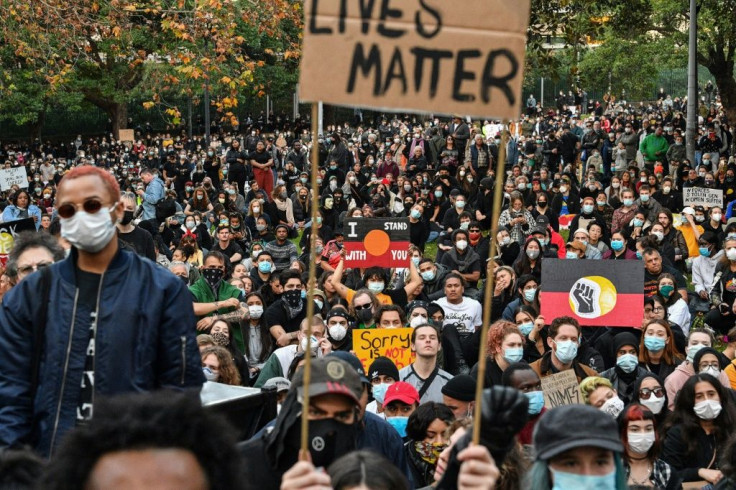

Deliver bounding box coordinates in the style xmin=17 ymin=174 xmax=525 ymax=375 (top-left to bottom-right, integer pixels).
xmin=57 ymin=199 xmax=109 ymax=219
xmin=354 ymin=303 xmax=372 ymax=311
xmin=638 ymin=387 xmax=664 ymax=400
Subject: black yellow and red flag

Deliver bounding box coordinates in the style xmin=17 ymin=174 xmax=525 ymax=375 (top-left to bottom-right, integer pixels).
xmin=540 ymin=259 xmax=644 ymax=327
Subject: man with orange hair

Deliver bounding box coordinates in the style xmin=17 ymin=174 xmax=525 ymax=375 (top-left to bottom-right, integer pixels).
xmin=0 ymin=166 xmax=203 ymax=457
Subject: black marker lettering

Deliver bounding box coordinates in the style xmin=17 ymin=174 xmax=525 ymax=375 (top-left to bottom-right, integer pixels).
xmin=309 ymin=0 xmax=332 ymax=34
xmin=453 ymin=49 xmax=481 ymax=102
xmin=411 ymin=47 xmax=453 ymax=97
xmin=377 ymin=0 xmax=405 ymax=38
xmin=481 ymin=49 xmax=519 ymax=105
xmin=383 ymin=48 xmax=408 ymax=94
xmin=339 ymin=0 xmax=348 ymax=33
xmin=347 ymin=43 xmax=383 ymax=96
xmin=415 ymin=0 xmax=442 ymax=39
xmin=359 ymin=0 xmax=377 ymax=34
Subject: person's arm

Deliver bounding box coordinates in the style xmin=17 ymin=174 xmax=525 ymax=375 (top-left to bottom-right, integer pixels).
xmin=328 ymin=254 xmax=350 ymax=299
xmin=402 ymin=259 xmax=422 ymax=298
xmin=230 ymin=252 xmax=243 ymax=263
xmin=269 ymin=324 xmax=296 ymax=347
xmin=193 ymin=297 xmax=240 ymax=317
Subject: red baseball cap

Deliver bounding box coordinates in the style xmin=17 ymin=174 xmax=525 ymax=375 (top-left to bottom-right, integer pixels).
xmin=383 ymin=381 xmax=420 ymax=406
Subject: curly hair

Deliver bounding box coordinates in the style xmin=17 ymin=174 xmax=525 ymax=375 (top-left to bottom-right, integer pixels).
xmin=6 ymin=230 xmax=65 ymax=278
xmin=486 ymin=320 xmax=522 ymax=357
xmin=200 ymin=345 xmax=241 ymax=386
xmin=579 ymin=376 xmax=613 ymax=404
xmin=36 ymin=391 xmax=244 ymax=490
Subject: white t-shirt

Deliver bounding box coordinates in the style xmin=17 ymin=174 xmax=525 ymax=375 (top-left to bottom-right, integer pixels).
xmin=433 ymin=297 xmax=483 ymax=334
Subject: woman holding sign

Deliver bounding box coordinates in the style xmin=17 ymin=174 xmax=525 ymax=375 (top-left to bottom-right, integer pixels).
xmin=2 ymin=190 xmax=42 ymax=230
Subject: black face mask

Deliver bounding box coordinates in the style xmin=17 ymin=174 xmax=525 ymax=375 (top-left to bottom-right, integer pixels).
xmin=202 ymin=267 xmax=223 ymax=292
xmin=283 ymin=289 xmax=303 ymax=309
xmin=537 ymin=201 xmax=547 ymax=208
xmin=356 ymin=308 xmax=373 ymax=324
xmin=179 ymin=275 xmax=189 ymax=284
xmin=285 ymin=418 xmax=358 ymax=469
xmin=120 ymin=210 xmax=135 ymax=226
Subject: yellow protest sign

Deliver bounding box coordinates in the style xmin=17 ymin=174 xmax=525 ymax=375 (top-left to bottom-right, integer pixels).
xmin=353 ymin=327 xmax=416 ymax=373
xmin=299 ymin=0 xmax=531 ymax=119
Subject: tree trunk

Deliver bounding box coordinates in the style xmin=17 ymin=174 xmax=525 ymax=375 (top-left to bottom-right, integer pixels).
xmin=707 ymin=57 xmax=736 ymax=129
xmin=29 ymin=109 xmax=45 ymax=142
xmin=109 ymin=103 xmax=128 ymax=139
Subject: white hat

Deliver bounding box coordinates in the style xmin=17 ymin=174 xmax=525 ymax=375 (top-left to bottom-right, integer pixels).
xmin=682 ymin=206 xmax=695 ymax=215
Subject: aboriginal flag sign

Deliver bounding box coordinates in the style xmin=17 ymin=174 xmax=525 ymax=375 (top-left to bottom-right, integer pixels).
xmin=343 ymin=218 xmax=411 ymax=269
xmin=540 ymin=259 xmax=644 ymax=327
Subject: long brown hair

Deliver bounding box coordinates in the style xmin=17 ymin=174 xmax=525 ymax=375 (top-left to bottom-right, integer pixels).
xmin=639 ymin=319 xmax=684 ymax=365
xmin=201 ymin=346 xmax=241 ymax=386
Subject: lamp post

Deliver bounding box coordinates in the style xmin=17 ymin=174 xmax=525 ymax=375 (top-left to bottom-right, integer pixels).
xmin=686 ymin=0 xmax=698 ymax=163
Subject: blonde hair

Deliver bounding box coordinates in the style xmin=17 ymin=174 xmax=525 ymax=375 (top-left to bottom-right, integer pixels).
xmin=579 ymin=376 xmax=613 ymax=404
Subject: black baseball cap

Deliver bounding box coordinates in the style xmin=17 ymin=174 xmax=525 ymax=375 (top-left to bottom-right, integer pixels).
xmin=291 ymin=357 xmax=362 ymax=404
xmin=533 ymin=405 xmax=623 ymax=461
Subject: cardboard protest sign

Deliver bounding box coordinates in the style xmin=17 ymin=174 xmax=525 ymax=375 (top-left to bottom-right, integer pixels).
xmin=684 ymin=187 xmax=723 ymax=208
xmin=0 ymin=167 xmax=28 ymax=191
xmin=343 ymin=218 xmax=411 ymax=268
xmin=353 ymin=327 xmax=416 ymax=373
xmin=541 ymin=370 xmax=581 ymax=409
xmin=119 ymin=129 xmax=135 ymax=142
xmin=299 ymin=0 xmax=530 ymax=119
xmin=541 ymin=259 xmax=644 ymax=327
xmin=0 ymin=218 xmax=37 ymax=266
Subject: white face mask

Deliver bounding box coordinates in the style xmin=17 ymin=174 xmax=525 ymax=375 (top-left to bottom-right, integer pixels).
xmin=300 ymin=335 xmax=320 ymax=354
xmin=328 ymin=323 xmax=348 ymax=341
xmin=600 ymin=396 xmax=624 ymax=418
xmin=456 ymin=240 xmax=468 ymax=251
xmin=703 ymin=366 xmax=721 ymax=378
xmin=410 ymin=315 xmax=428 ymax=328
xmin=61 ymin=205 xmax=118 ymax=253
xmin=694 ymin=399 xmax=722 ymax=420
xmin=248 ymin=305 xmax=264 ymax=319
xmin=627 ymin=431 xmax=655 ymax=454
xmin=640 ymin=395 xmax=666 ymax=414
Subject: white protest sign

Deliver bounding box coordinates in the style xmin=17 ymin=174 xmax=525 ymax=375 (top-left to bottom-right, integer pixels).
xmin=684 ymin=187 xmax=723 ymax=208
xmin=0 ymin=167 xmax=28 ymax=191
xmin=541 ymin=370 xmax=581 ymax=409
xmin=299 ymin=0 xmax=530 ymax=119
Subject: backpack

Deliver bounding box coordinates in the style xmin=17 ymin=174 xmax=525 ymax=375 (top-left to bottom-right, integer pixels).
xmin=155 ymin=196 xmax=177 ymax=221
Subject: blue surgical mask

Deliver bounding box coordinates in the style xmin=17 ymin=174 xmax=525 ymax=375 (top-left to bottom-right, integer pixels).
xmin=699 ymin=246 xmax=711 ymax=257
xmin=258 ymin=261 xmax=272 ymax=273
xmin=410 ymin=209 xmax=422 ymax=219
xmin=686 ymin=344 xmax=706 ymax=363
xmin=372 ymin=383 xmax=390 ymax=405
xmin=633 ymin=218 xmax=644 ymax=227
xmin=550 ymin=468 xmax=616 ymax=490
xmin=314 ymin=299 xmax=324 ymax=311
xmin=640 ymin=194 xmax=650 ymax=202
xmin=504 ymin=347 xmax=524 ymax=363
xmin=519 ymin=321 xmax=534 ymax=336
xmin=623 ymin=198 xmax=634 ymax=207
xmin=421 ymin=270 xmax=436 ymax=282
xmin=635 ymin=251 xmax=642 ymax=260
xmin=524 ymin=391 xmax=545 ymax=415
xmin=411 ymin=257 xmax=421 ymax=267
xmin=554 ymin=339 xmax=578 ymax=364
xmin=644 ymin=335 xmax=666 ymax=352
xmin=610 ymin=240 xmax=624 ymax=251
xmin=301 ymin=289 xmax=307 ymax=299
xmin=386 ymin=416 xmax=409 ymax=438
xmin=434 ymin=190 xmax=443 ymax=198
xmin=616 ymin=353 xmax=639 ymax=373
xmin=523 ymin=288 xmax=537 ymax=302
xmin=583 ymin=204 xmax=594 ymax=214
xmin=566 ymin=251 xmax=578 ymax=259
xmin=368 ymin=281 xmax=385 ymax=294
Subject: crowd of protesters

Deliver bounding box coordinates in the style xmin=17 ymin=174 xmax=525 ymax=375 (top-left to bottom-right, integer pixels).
xmin=2 ymin=86 xmax=736 ymax=489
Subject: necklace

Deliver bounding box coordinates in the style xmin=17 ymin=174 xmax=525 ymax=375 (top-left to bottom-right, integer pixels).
xmin=629 ymin=462 xmax=652 ymax=486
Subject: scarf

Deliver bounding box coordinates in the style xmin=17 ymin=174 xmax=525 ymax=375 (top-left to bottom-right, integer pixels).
xmin=275 ymin=196 xmax=295 ymax=223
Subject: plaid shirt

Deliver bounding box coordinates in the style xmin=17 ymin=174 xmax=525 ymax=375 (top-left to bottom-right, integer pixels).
xmin=465 ymin=142 xmax=491 ymax=169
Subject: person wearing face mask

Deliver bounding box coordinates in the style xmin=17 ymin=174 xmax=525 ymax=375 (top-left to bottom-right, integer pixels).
xmin=618 ymin=404 xmax=677 ymax=489
xmin=635 ymin=184 xmax=663 ymax=224
xmin=235 ymin=291 xmax=272 ymax=384
xmin=703 ymin=206 xmax=725 ymax=241
xmin=530 ymin=190 xmax=559 ymax=232
xmin=439 ymin=229 xmax=482 ymax=293
xmin=598 ymin=333 xmax=648 ymax=405
xmin=665 ymin=329 xmax=732 ymax=410
xmin=254 ymin=315 xmax=330 ymax=387
xmin=528 ymin=403 xmax=626 ymax=490
xmin=580 ymin=376 xmax=626 ymax=418
xmin=498 ymin=192 xmax=535 ymax=245
xmin=496 ymin=227 xmax=521 ymax=266
xmin=550 ymin=176 xmax=581 ymax=217
xmin=366 ymin=356 xmax=400 ymax=418
xmin=115 ymin=191 xmax=156 ymax=260
xmin=655 ymin=272 xmax=690 ymax=332
xmin=470 ymin=321 xmax=525 ymax=388
xmin=330 ymin=254 xmax=422 ymax=307
xmin=530 ymin=316 xmax=598 ymax=382
xmin=0 ymin=166 xmax=204 ymax=457
xmin=325 ymin=308 xmax=352 ymax=352
xmin=403 ymin=401 xmax=455 ymax=488
xmin=705 ymin=236 xmax=736 ymax=334
xmin=661 ymin=374 xmax=736 ymax=485
xmin=190 ymin=252 xmax=243 ymax=326
xmin=652 ymin=177 xmax=682 ymax=212
xmin=241 ymin=357 xmax=364 ymax=489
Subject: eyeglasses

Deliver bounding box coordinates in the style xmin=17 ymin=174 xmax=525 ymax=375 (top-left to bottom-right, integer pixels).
xmin=639 ymin=387 xmax=664 ymax=400
xmin=57 ymin=199 xmax=107 ymax=219
xmin=644 ymin=306 xmax=665 ymax=314
xmin=17 ymin=262 xmax=52 ymax=276
xmin=354 ymin=303 xmax=372 ymax=311
xmin=699 ymin=362 xmax=720 ymax=370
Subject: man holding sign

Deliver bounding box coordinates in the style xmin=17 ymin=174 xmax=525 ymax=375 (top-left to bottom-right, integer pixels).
xmin=529 ymin=317 xmax=598 ymax=383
